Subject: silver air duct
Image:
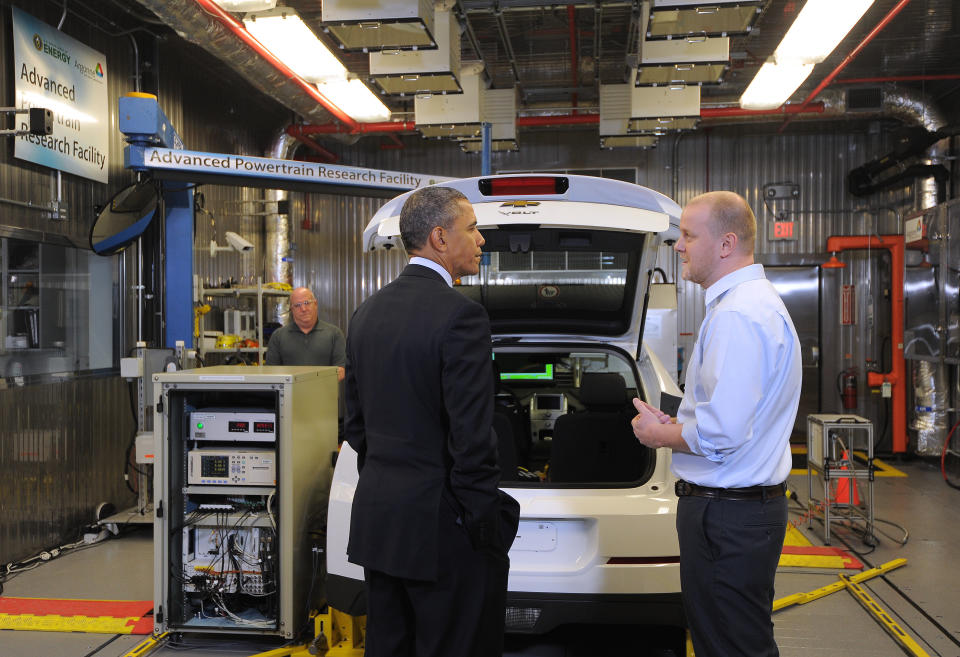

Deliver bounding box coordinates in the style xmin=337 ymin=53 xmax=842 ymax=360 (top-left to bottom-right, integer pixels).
xmin=265 ymin=131 xmax=297 ymax=325
xmin=133 ymin=0 xmax=335 ymax=123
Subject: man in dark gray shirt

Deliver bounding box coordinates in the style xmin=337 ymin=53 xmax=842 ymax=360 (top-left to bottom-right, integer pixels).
xmin=265 ymin=287 xmax=346 ymax=381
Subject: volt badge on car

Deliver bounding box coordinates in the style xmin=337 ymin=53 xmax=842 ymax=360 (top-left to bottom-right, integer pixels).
xmin=499 ymin=200 xmax=541 ymax=216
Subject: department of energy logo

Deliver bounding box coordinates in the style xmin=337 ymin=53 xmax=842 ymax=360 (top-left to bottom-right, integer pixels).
xmin=33 ymin=34 xmax=42 ymax=51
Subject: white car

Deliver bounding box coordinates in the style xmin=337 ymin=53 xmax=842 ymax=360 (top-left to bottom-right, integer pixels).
xmin=326 ymin=174 xmax=685 ymax=634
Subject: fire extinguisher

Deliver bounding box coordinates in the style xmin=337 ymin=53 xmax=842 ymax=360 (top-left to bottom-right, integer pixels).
xmin=841 ymin=369 xmax=858 ymax=410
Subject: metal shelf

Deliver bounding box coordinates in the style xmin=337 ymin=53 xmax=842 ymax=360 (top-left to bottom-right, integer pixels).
xmin=194 ymin=276 xmax=290 ymax=363
xmin=183 ymin=485 xmax=275 ymax=496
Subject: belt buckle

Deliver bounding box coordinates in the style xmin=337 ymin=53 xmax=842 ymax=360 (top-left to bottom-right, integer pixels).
xmin=675 ymin=480 xmax=692 ymax=497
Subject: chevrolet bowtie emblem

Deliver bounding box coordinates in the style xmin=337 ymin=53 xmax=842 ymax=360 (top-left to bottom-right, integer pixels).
xmin=499 ymin=201 xmax=540 ymax=208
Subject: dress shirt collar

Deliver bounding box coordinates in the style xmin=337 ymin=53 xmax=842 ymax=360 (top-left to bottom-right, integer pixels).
xmin=704 ymin=263 xmax=765 ymax=308
xmin=409 ymin=256 xmax=453 ymax=287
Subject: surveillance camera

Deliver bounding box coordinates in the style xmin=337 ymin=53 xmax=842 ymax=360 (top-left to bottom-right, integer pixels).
xmin=225 ymin=231 xmax=254 ymax=253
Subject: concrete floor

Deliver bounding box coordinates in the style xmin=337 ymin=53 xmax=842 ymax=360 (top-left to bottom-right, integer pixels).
xmin=1 ymin=458 xmax=958 ymax=656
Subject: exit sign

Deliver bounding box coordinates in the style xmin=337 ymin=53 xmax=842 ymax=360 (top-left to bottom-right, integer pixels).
xmin=771 ymin=221 xmax=796 ymax=241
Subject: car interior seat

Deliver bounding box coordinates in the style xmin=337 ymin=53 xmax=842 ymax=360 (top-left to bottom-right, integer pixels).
xmin=491 ymin=420 xmax=519 ymax=482
xmin=491 ymin=359 xmax=532 ymax=470
xmin=549 ymin=372 xmax=651 ymax=483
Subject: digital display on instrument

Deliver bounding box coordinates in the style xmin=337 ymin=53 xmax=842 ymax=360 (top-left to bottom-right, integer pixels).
xmin=535 ymin=395 xmax=563 ymax=410
xmin=228 ymin=421 xmax=249 ymax=433
xmin=200 ymin=455 xmax=229 ymax=477
xmin=254 ymin=421 xmax=274 ymax=433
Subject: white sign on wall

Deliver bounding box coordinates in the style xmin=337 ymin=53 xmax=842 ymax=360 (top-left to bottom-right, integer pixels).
xmin=12 ymin=7 xmax=109 ymax=183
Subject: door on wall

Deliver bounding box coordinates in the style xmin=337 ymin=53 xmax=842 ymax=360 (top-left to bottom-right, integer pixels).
xmin=767 ymin=266 xmax=821 ymax=442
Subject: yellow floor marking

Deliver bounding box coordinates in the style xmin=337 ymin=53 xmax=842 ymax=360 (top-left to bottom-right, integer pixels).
xmin=774 ymin=558 xmax=907 ymax=612
xmin=779 ymin=553 xmax=855 ymax=569
xmin=790 ymin=445 xmax=907 ymax=477
xmin=783 ymin=523 xmax=813 ymax=547
xmin=0 ymin=612 xmax=142 ymax=633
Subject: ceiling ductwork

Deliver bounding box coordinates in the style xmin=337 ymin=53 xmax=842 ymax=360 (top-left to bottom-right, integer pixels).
xmin=369 ymin=7 xmax=461 ymax=96
xmin=320 ymin=0 xmax=438 ymax=52
xmin=135 ymin=0 xmax=342 ymax=125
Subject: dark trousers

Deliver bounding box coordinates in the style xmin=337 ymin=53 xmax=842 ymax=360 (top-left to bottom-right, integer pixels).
xmin=676 ymin=494 xmax=787 ymax=657
xmin=363 ymin=504 xmax=510 ymax=657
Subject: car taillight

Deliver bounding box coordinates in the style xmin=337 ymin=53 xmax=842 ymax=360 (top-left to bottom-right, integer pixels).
xmin=478 ymin=176 xmax=569 ymax=196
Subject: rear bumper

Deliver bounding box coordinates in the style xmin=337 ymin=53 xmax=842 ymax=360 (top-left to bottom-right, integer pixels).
xmin=327 ymin=573 xmax=684 ymax=634
xmin=506 ymin=591 xmax=685 ymax=634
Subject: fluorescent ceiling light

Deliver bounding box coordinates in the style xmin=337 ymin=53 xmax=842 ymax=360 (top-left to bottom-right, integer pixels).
xmin=775 ymin=0 xmax=874 ymax=64
xmin=317 ymin=79 xmax=391 ymax=122
xmin=739 ymin=60 xmax=814 ymax=110
xmin=213 ymin=0 xmax=277 ymax=11
xmin=243 ymin=8 xmax=346 ymax=83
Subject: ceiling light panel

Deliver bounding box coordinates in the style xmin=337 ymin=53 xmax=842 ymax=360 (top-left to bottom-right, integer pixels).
xmin=647 ymin=1 xmax=764 ymax=40
xmin=317 ymin=78 xmax=392 ymax=122
xmin=321 ymin=0 xmax=437 ymax=52
xmin=774 ymin=0 xmax=875 ymax=65
xmin=244 ymin=7 xmax=346 ymax=82
xmin=212 ymin=0 xmax=277 ymax=11
xmin=739 ymin=59 xmax=815 ymax=110
xmin=370 ymin=9 xmax=461 ymax=95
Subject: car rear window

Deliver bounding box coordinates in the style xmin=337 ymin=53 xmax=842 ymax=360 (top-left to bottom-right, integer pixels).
xmin=490 ymin=347 xmax=656 ymax=488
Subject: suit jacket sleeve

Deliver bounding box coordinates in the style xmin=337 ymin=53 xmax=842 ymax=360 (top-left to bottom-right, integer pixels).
xmin=441 ymin=301 xmax=500 ymax=546
xmin=343 ymin=332 xmax=366 ymax=471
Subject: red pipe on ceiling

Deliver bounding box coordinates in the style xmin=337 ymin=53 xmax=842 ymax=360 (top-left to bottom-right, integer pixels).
xmin=834 ymin=74 xmax=960 ymax=84
xmin=701 ymin=102 xmax=825 ymax=118
xmin=286 ymin=103 xmax=830 ymax=136
xmin=192 ymin=0 xmax=359 ymax=131
xmin=779 ymin=0 xmax=914 ymax=133
xmin=284 ymin=126 xmax=339 ymax=163
xmin=568 ymin=5 xmax=579 ymax=112
xmin=290 ymin=121 xmax=418 ymax=135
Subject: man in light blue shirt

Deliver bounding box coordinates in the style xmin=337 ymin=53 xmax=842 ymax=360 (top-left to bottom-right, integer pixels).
xmin=631 ymin=191 xmax=801 ymax=657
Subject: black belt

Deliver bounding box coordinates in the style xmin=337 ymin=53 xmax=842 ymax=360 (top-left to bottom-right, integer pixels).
xmin=675 ymin=480 xmax=785 ymax=501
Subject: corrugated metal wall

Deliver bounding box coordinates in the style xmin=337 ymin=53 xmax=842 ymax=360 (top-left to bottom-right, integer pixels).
xmin=0 ymin=375 xmax=134 ymax=564
xmin=0 ymin=2 xmax=286 ymax=562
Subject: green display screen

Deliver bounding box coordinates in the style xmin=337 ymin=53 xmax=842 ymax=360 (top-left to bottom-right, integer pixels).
xmin=498 ymin=363 xmax=554 ymax=381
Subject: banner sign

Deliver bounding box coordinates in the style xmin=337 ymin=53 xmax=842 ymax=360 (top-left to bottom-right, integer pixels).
xmin=133 ymin=147 xmax=454 ymax=192
xmin=12 ymin=7 xmax=109 ymax=183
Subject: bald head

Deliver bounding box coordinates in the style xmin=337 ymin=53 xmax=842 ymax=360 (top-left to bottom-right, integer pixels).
xmin=686 ymin=191 xmax=756 ymax=255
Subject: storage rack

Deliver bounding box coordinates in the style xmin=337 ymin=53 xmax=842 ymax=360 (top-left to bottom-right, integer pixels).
xmin=194 ymin=276 xmax=290 ymax=363
xmin=806 ymin=413 xmax=876 ymax=545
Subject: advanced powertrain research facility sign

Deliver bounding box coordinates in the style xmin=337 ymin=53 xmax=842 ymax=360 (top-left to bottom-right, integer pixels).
xmin=12 ymin=7 xmax=109 ymax=183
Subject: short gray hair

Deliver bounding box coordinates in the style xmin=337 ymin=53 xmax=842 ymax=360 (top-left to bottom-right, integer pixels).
xmin=399 ymin=186 xmax=469 ymax=251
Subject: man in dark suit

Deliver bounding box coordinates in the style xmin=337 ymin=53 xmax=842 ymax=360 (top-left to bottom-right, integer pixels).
xmin=344 ymin=186 xmax=518 ymax=657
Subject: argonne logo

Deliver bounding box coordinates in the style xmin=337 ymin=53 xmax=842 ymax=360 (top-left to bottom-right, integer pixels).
xmin=95 ymin=62 xmax=104 ymax=77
